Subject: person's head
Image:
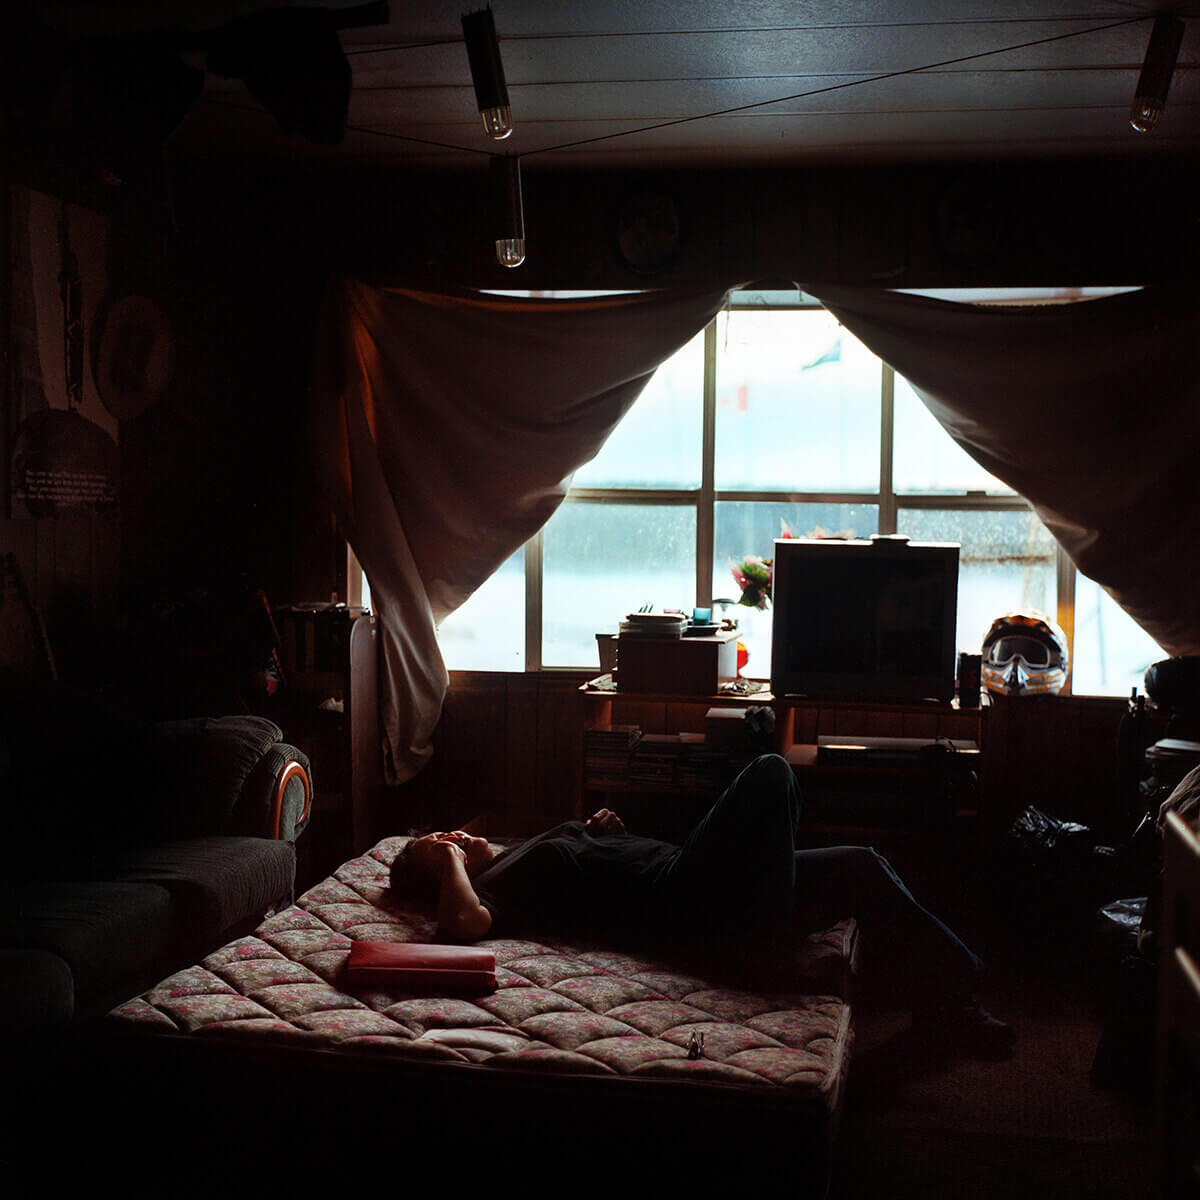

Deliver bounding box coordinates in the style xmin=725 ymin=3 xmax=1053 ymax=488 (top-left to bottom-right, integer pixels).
xmin=389 ymin=830 xmax=497 ymax=898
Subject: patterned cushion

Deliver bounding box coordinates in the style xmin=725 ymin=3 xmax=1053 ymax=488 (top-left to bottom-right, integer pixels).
xmin=109 ymin=836 xmax=856 ymax=1119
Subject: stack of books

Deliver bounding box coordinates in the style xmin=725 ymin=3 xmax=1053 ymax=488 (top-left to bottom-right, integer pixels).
xmin=584 ymin=725 xmax=642 ymax=784
xmin=629 ymin=734 xmax=688 ymax=786
xmin=678 ymin=736 xmax=743 ymax=792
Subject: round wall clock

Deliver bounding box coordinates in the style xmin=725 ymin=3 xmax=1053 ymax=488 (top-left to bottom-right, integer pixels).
xmin=932 ymin=170 xmax=1019 ymax=270
xmin=616 ymin=192 xmax=683 ymax=275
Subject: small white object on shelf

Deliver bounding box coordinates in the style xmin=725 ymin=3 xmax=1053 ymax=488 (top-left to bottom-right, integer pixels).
xmin=620 ymin=612 xmax=688 ymax=639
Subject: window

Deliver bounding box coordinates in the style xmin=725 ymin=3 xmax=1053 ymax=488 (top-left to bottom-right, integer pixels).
xmin=435 ymin=289 xmax=1161 ymax=695
xmin=437 ymin=548 xmax=524 ymax=671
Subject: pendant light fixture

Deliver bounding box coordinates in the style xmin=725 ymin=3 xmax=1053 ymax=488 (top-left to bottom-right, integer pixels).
xmin=1130 ymin=14 xmax=1186 ymax=132
xmin=491 ymin=154 xmax=524 ymax=267
xmin=462 ymin=7 xmax=512 ymax=140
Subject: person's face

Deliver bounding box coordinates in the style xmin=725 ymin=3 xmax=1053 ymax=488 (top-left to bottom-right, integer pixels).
xmin=407 ymin=830 xmax=496 ymax=880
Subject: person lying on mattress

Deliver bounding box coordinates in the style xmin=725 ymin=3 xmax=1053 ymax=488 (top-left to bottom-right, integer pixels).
xmin=390 ymin=752 xmax=1014 ymax=1059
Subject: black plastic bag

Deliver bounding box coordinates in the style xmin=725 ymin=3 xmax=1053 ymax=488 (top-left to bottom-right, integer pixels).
xmin=1004 ymin=804 xmax=1130 ymax=927
xmin=1007 ymin=804 xmax=1096 ymax=869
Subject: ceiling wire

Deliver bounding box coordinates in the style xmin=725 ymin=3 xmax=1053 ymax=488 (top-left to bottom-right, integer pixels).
xmin=523 ymin=14 xmax=1150 ymax=158
xmin=344 ymin=38 xmax=462 ymax=55
xmin=340 ymin=9 xmax=1162 ymax=54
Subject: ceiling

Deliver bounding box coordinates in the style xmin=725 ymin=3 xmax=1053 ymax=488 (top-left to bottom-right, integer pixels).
xmin=29 ymin=1 xmax=1200 ymax=177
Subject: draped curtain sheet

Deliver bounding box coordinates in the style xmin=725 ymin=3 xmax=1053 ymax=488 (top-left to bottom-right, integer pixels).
xmin=311 ymin=277 xmax=1200 ymax=787
xmin=806 ymin=284 xmax=1200 ymax=660
xmin=309 ymin=279 xmax=731 ymax=782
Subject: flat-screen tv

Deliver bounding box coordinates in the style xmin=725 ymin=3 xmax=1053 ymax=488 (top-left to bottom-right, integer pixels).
xmin=770 ymin=536 xmax=960 ymax=703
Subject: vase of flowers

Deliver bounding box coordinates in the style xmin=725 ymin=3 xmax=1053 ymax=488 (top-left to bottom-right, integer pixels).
xmin=730 ymin=555 xmax=773 ymax=610
xmin=730 ymin=519 xmax=798 ymax=610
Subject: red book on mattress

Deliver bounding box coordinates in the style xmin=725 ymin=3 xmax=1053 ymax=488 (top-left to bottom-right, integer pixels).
xmin=346 ymin=941 xmax=497 ymax=994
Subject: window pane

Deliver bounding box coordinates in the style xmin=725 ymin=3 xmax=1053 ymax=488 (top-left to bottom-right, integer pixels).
xmin=730 ymin=289 xmax=823 ymax=307
xmin=893 ymin=376 xmax=1015 ymax=495
xmin=438 ymin=549 xmax=524 ymax=671
xmin=896 ymin=508 xmax=1057 ymax=656
xmin=1072 ymin=574 xmax=1164 ymax=697
xmin=715 ymin=311 xmax=880 ymax=492
xmin=898 ymin=287 xmax=1140 ymax=303
xmin=543 ymin=501 xmax=696 ymax=667
xmin=571 ymin=329 xmax=704 ymax=489
xmin=713 ymin=501 xmax=879 ymax=676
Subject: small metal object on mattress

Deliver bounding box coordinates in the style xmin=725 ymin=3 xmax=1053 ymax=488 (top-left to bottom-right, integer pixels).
xmin=687 ymin=1031 xmax=705 ymax=1060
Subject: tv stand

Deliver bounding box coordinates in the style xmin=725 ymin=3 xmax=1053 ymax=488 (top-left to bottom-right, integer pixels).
xmin=774 ymin=692 xmax=980 ymax=760
xmin=576 ymin=676 xmax=983 ymax=844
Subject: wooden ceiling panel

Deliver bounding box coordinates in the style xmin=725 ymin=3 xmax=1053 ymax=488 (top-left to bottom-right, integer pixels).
xmin=26 ymin=1 xmax=1200 ymax=174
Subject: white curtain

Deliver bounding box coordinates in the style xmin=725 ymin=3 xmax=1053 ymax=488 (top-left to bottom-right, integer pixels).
xmin=310 ymin=277 xmax=1200 ymax=786
xmin=309 ymin=278 xmax=732 ymax=781
xmin=805 ymin=284 xmax=1200 ymax=658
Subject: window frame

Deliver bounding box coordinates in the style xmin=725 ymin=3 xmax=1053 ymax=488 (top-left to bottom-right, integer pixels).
xmin=417 ymin=288 xmax=1162 ymax=692
xmin=518 ymin=295 xmax=1080 ymax=687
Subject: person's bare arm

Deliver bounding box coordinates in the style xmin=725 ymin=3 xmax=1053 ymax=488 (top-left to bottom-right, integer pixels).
xmin=431 ymin=842 xmax=493 ymax=942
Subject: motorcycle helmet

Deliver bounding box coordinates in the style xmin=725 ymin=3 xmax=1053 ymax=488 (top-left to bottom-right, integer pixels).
xmin=981 ymin=610 xmax=1069 ymax=696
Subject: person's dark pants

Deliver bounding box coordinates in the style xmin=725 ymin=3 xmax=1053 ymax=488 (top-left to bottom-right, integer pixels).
xmin=657 ymin=753 xmax=981 ymax=1006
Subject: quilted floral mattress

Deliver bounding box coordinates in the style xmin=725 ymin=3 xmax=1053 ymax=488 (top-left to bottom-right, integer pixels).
xmin=107 ymin=837 xmax=858 ymax=1146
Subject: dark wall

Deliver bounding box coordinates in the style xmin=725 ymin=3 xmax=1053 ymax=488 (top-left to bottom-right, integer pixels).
xmin=118 ymin=178 xmax=334 ymax=603
xmin=2 ymin=169 xmax=347 ymax=707
xmin=313 ymin=156 xmax=1200 ymax=292
xmin=25 ymin=152 xmax=1200 ymax=655
xmin=7 ymin=148 xmax=1194 ymax=741
xmin=387 ymin=671 xmax=587 ymax=840
xmin=389 ymin=671 xmax=1159 ymax=845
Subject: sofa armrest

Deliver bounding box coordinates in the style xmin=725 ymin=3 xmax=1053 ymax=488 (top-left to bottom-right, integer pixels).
xmin=151 ymin=717 xmax=312 ymax=842
xmin=237 ymin=743 xmax=312 ymax=842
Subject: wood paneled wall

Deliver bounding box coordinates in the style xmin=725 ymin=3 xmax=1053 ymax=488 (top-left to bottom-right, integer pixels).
xmin=0 ymin=514 xmax=119 ymax=683
xmin=378 ymin=672 xmax=1164 ymax=847
xmin=380 ymin=671 xmax=592 ymax=842
xmin=981 ymin=693 xmax=1165 ymax=842
xmin=310 ymin=157 xmax=1200 ymax=293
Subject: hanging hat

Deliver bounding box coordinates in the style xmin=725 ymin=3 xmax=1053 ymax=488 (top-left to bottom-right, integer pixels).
xmin=93 ymin=293 xmax=173 ymax=420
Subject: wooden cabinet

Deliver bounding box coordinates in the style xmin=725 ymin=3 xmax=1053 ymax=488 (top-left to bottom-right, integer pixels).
xmin=577 ymin=675 xmax=984 ymax=846
xmin=776 ymin=696 xmax=982 ymax=841
xmin=1156 ymin=810 xmax=1200 ymax=1197
xmin=577 ymin=677 xmax=772 ymax=840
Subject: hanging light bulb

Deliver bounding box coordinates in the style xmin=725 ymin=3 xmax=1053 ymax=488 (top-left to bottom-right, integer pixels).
xmin=462 ymin=8 xmax=512 ymax=140
xmin=1130 ymin=15 xmax=1185 ymax=132
xmin=491 ymin=154 xmax=525 ymax=267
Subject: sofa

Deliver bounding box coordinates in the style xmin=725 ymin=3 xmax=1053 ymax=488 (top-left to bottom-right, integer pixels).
xmin=0 ymin=685 xmax=312 ymax=1046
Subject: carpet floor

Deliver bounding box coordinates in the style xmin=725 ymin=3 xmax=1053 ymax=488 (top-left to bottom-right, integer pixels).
xmin=829 ymin=878 xmax=1157 ymax=1200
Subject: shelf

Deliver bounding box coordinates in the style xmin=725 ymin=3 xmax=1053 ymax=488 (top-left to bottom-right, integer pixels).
xmin=777 ymin=694 xmax=985 ymax=714
xmin=582 ymin=779 xmax=730 ymax=796
xmin=786 ymin=743 xmax=979 ymax=775
xmin=581 ymin=676 xmax=985 ymax=715
xmin=579 ymin=674 xmax=773 ymax=705
xmin=573 ymin=677 xmax=983 ymax=833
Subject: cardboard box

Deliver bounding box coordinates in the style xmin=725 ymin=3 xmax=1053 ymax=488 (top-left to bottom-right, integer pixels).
xmin=705 ymin=706 xmax=749 ymax=747
xmin=616 ymin=630 xmax=739 ymax=695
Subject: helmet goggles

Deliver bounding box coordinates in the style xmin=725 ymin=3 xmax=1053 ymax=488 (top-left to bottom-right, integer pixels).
xmin=985 ymin=635 xmax=1056 ymax=669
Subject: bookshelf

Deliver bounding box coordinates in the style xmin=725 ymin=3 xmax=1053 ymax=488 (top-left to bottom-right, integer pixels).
xmin=576 ymin=674 xmax=984 ymax=844
xmin=265 ymin=605 xmax=382 ymax=889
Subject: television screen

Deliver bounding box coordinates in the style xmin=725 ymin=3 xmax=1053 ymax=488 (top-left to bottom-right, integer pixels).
xmin=770 ymin=536 xmax=959 ymax=702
